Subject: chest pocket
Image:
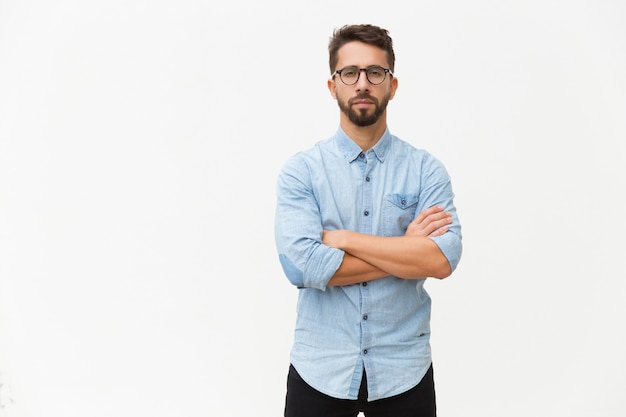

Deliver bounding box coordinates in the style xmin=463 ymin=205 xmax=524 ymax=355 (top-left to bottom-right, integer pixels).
xmin=382 ymin=193 xmax=419 ymax=236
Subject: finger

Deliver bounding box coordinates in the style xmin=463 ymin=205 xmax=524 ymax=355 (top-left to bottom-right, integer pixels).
xmin=422 ymin=215 xmax=452 ymax=235
xmin=424 ymin=211 xmax=451 ymax=225
xmin=420 ymin=211 xmax=451 ymax=229
xmin=411 ymin=205 xmax=445 ymax=225
xmin=428 ymin=225 xmax=449 ymax=237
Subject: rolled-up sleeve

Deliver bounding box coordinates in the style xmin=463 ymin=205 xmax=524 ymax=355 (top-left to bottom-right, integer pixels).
xmin=274 ymin=155 xmax=344 ymax=290
xmin=420 ymin=155 xmax=463 ymax=272
xmin=430 ymin=230 xmax=462 ymax=272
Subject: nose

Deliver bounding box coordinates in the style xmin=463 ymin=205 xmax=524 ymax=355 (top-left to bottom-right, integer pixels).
xmin=355 ymin=69 xmax=370 ymax=91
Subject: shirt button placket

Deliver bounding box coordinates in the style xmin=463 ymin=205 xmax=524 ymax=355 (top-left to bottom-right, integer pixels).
xmin=360 ymin=278 xmax=371 ymax=364
xmin=360 ymin=151 xmax=375 ymax=366
xmin=361 ymin=152 xmax=374 ymax=234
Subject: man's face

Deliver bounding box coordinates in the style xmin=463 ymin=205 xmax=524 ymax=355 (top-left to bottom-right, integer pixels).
xmin=329 ymin=41 xmax=397 ymax=127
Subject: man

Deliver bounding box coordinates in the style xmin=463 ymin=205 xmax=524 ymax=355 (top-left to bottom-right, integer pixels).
xmin=275 ymin=24 xmax=462 ymax=417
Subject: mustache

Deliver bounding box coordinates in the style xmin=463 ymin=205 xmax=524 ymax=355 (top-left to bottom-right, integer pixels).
xmin=349 ymin=93 xmax=378 ymax=105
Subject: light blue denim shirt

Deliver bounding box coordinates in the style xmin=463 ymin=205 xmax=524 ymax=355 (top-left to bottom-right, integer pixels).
xmin=275 ymin=127 xmax=462 ymax=401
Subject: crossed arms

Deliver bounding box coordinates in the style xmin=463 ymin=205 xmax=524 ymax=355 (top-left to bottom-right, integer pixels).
xmin=322 ymin=205 xmax=453 ymax=286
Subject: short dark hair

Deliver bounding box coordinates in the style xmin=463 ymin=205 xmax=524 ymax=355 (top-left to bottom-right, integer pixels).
xmin=328 ymin=24 xmax=395 ymax=74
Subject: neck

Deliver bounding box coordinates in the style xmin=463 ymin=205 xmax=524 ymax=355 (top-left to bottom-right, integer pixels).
xmin=340 ymin=114 xmax=388 ymax=151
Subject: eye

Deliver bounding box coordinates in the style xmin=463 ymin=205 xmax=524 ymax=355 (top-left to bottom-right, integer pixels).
xmin=367 ymin=66 xmax=384 ymax=77
xmin=342 ymin=67 xmax=358 ymax=77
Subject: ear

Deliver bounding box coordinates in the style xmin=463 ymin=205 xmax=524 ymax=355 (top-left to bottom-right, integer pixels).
xmin=327 ymin=78 xmax=338 ymax=99
xmin=389 ymin=76 xmax=398 ymax=100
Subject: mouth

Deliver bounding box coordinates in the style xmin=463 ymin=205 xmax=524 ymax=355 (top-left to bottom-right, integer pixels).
xmin=352 ymin=99 xmax=374 ymax=108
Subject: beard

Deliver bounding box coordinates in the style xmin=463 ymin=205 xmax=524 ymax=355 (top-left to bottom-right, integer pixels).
xmin=337 ymin=92 xmax=390 ymax=127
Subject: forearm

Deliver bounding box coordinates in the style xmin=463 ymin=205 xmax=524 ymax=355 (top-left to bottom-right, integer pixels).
xmin=327 ymin=230 xmax=452 ymax=279
xmin=327 ymin=253 xmax=389 ymax=286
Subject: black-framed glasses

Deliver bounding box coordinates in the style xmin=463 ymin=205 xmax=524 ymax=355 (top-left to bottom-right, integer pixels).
xmin=333 ymin=65 xmax=393 ymax=85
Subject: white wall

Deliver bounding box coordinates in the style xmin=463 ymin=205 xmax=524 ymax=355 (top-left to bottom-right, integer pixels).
xmin=1 ymin=1 xmax=624 ymax=416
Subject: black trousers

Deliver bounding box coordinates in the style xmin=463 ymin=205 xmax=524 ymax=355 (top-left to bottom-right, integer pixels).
xmin=284 ymin=364 xmax=436 ymax=417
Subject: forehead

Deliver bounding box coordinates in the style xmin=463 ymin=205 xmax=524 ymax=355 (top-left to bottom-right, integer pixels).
xmin=336 ymin=41 xmax=388 ymax=69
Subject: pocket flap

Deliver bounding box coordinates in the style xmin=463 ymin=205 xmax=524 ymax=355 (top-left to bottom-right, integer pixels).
xmin=385 ymin=193 xmax=419 ymax=210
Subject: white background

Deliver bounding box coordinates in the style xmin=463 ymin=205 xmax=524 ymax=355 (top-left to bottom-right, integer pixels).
xmin=1 ymin=1 xmax=625 ymax=416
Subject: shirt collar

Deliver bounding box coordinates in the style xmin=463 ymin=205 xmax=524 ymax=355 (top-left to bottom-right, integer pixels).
xmin=334 ymin=127 xmax=391 ymax=163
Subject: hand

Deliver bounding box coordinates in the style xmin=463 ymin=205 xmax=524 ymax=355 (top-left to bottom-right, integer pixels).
xmin=405 ymin=205 xmax=452 ymax=238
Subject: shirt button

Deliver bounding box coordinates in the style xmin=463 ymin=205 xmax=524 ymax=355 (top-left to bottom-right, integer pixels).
xmin=365 ymin=176 xmax=370 ymax=182
xmin=362 ymin=282 xmax=367 ymax=287
xmin=363 ymin=349 xmax=368 ymax=355
xmin=363 ymin=315 xmax=368 ymax=321
xmin=364 ymin=211 xmax=369 ymax=216
xmin=359 ymin=153 xmax=365 ymax=158
xmin=401 ymin=199 xmax=406 ymax=205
